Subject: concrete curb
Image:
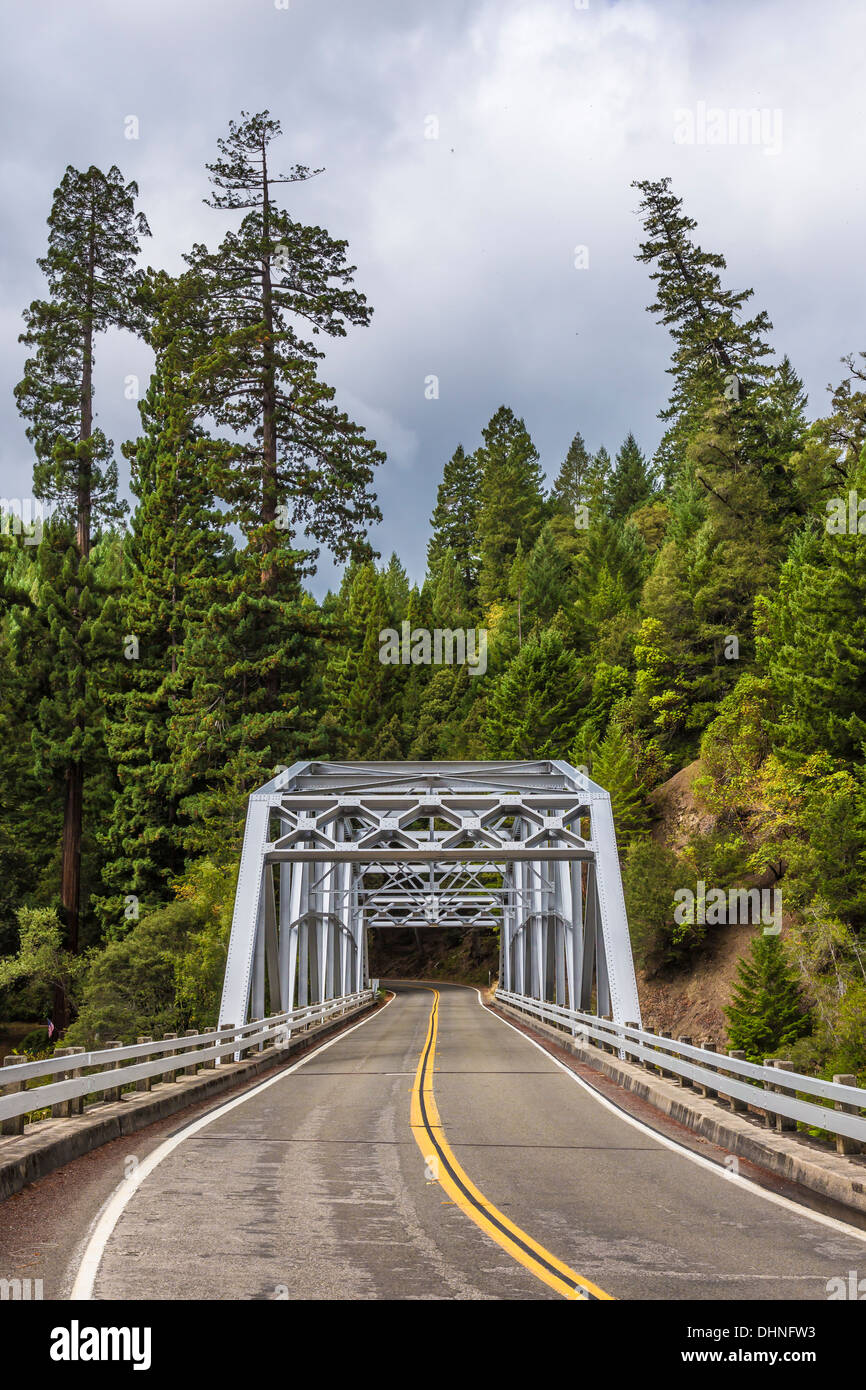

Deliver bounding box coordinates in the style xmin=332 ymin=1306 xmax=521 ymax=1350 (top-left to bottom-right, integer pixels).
xmin=0 ymin=999 xmax=379 ymax=1203
xmin=494 ymin=1001 xmax=866 ymax=1220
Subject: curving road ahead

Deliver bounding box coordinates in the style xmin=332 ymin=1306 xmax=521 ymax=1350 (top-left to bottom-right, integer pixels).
xmin=73 ymin=983 xmax=866 ymax=1301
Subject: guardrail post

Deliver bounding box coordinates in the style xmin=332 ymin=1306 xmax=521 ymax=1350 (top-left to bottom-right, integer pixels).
xmin=658 ymin=1031 xmax=674 ymax=1079
xmin=726 ymin=1051 xmax=748 ymax=1112
xmin=762 ymin=1057 xmax=779 ymax=1126
xmin=135 ymin=1038 xmax=153 ymax=1092
xmin=244 ymin=1019 xmax=263 ymax=1057
xmin=623 ymin=1022 xmax=639 ymax=1062
xmin=642 ymin=1021 xmax=656 ymax=1072
xmin=696 ymin=1041 xmax=719 ymax=1099
xmin=50 ymin=1047 xmax=71 ymax=1117
xmin=182 ymin=1029 xmax=199 ymax=1076
xmin=101 ymin=1041 xmax=123 ymax=1104
xmin=202 ymin=1028 xmax=217 ymax=1069
xmin=51 ymin=1047 xmax=86 ymax=1117
xmin=833 ymin=1075 xmax=864 ymax=1155
xmin=772 ymin=1059 xmax=797 ymax=1132
xmin=677 ymin=1037 xmax=693 ymax=1087
xmin=68 ymin=1046 xmax=85 ymax=1115
xmin=163 ymin=1034 xmax=178 ymax=1082
xmin=1 ymin=1055 xmax=27 ymax=1136
xmin=219 ymin=1023 xmax=234 ymax=1066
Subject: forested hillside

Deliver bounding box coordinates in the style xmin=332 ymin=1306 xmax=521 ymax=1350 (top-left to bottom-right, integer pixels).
xmin=2 ymin=115 xmax=865 ymax=1082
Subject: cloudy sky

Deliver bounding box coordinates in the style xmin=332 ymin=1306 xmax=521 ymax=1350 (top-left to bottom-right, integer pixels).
xmin=2 ymin=0 xmax=865 ymax=593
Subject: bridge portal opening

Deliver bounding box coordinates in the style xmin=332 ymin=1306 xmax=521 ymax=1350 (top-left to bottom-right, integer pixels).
xmin=218 ymin=760 xmax=640 ymax=1029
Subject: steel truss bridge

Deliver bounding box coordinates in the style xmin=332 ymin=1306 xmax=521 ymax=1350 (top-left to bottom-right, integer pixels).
xmin=218 ymin=759 xmax=641 ymax=1031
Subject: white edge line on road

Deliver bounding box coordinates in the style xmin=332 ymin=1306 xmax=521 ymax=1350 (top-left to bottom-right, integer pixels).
xmin=69 ymin=994 xmax=394 ymax=1301
xmin=476 ymin=989 xmax=866 ymax=1247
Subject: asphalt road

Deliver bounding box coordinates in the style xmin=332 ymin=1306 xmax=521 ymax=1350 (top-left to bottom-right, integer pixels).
xmin=55 ymin=982 xmax=866 ymax=1301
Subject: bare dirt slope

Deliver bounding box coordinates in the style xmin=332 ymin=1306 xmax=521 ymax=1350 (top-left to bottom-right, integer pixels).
xmin=636 ymin=758 xmax=758 ymax=1043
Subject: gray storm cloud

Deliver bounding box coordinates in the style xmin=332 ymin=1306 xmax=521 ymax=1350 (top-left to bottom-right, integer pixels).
xmin=1 ymin=0 xmax=864 ymax=593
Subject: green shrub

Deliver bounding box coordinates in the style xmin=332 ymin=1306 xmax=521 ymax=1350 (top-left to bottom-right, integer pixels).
xmin=622 ymin=838 xmax=698 ymax=973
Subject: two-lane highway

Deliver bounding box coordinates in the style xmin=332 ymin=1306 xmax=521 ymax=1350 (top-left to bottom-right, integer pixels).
xmin=72 ymin=984 xmax=866 ymax=1300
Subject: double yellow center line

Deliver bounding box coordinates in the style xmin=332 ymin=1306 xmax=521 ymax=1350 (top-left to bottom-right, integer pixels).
xmin=409 ymin=988 xmax=614 ymax=1301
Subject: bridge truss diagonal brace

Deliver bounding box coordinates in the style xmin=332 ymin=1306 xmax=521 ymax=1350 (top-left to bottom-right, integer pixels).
xmin=220 ymin=796 xmax=271 ymax=1033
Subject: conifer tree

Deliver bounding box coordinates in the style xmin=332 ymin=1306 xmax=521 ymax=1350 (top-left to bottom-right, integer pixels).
xmin=476 ymin=407 xmax=546 ymax=609
xmin=586 ymin=446 xmax=613 ymax=517
xmin=573 ymin=516 xmax=647 ymax=635
xmin=608 ymin=432 xmax=654 ymax=522
xmin=323 ymin=562 xmax=396 ymax=757
xmin=159 ymin=113 xmax=383 ymax=835
xmin=429 ymin=548 xmax=472 ymax=630
xmin=14 ymin=164 xmax=150 ymax=1002
xmin=632 ymin=175 xmax=775 ymax=485
xmin=756 ymin=451 xmax=866 ymax=763
xmin=507 ymin=540 xmax=528 ymax=647
xmin=27 ymin=527 xmax=123 ymax=959
xmin=177 ymin=110 xmax=384 ymax=568
xmin=633 ymin=178 xmax=807 ymax=735
xmin=725 ymin=934 xmax=811 ymax=1062
xmin=523 ymin=522 xmax=573 ymax=628
xmin=97 ymin=356 xmax=233 ymax=928
xmin=409 ymin=665 xmax=481 ymax=760
xmin=427 ymin=444 xmax=482 ymax=602
xmin=382 ymin=552 xmax=410 ymax=624
xmin=551 ymin=432 xmax=592 ymax=514
xmin=585 ymin=722 xmax=651 ymax=846
xmin=0 ymin=540 xmax=58 ymax=955
xmin=485 ymin=630 xmax=586 ymax=758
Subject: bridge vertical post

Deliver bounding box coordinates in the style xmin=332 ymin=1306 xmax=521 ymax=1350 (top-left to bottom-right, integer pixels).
xmin=553 ymin=861 xmax=570 ymax=1007
xmin=351 ymin=867 xmax=363 ymax=993
xmin=530 ymin=857 xmax=544 ymax=1000
xmin=337 ymin=856 xmax=349 ymax=999
xmin=580 ymin=863 xmax=597 ymax=1011
xmin=279 ymin=860 xmax=301 ymax=1015
xmin=297 ymin=863 xmax=310 ymax=1008
xmin=360 ymin=895 xmax=369 ymax=991
xmin=512 ymin=852 xmax=525 ymax=995
xmin=543 ymin=866 xmax=556 ymax=1003
xmin=309 ymin=875 xmax=324 ymax=1004
xmin=569 ymin=858 xmax=583 ymax=1012
xmin=596 ymin=913 xmax=611 ymax=1018
xmin=264 ymin=867 xmax=281 ymax=1015
xmin=251 ymin=887 xmax=266 ymax=1023
xmin=501 ymin=863 xmax=513 ymax=993
xmin=322 ymin=852 xmax=335 ymax=1001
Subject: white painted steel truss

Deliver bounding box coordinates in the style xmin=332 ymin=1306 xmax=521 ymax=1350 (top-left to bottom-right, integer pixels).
xmin=218 ymin=760 xmax=641 ymax=1028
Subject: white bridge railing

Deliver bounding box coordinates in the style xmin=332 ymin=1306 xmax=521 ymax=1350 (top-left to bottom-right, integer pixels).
xmin=0 ymin=989 xmax=375 ymax=1135
xmin=496 ymin=990 xmax=866 ymax=1148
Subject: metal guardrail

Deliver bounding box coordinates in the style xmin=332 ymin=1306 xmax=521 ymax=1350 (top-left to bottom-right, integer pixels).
xmin=0 ymin=990 xmax=375 ymax=1132
xmin=496 ymin=990 xmax=866 ymax=1148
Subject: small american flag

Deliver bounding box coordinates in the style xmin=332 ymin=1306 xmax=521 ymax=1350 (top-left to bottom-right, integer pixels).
xmin=47 ymin=1019 xmax=56 ymax=1042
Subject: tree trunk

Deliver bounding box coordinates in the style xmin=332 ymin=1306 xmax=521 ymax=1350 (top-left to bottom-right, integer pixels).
xmin=56 ymin=209 xmax=95 ymax=1027
xmin=56 ymin=762 xmax=83 ymax=1029
xmin=259 ymin=137 xmax=280 ymax=708
xmin=77 ymin=212 xmax=96 ymax=558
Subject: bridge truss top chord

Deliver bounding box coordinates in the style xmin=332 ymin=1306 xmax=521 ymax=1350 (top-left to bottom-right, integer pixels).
xmin=218 ymin=759 xmax=641 ymax=1030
